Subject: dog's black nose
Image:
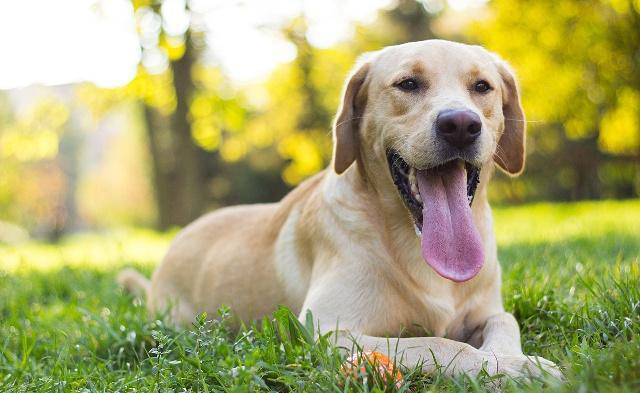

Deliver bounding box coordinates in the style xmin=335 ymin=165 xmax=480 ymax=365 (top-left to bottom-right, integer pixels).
xmin=436 ymin=109 xmax=482 ymax=149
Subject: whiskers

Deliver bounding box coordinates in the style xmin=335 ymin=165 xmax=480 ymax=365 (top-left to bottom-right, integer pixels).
xmin=334 ymin=116 xmax=366 ymax=130
xmin=504 ymin=117 xmax=543 ymax=124
xmin=390 ymin=154 xmax=410 ymax=177
xmin=493 ymin=143 xmax=511 ymax=166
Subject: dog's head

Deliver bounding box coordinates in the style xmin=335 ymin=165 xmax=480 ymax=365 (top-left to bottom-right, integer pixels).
xmin=332 ymin=40 xmax=525 ymax=282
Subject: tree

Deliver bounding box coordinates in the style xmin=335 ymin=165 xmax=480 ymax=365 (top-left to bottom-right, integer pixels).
xmin=130 ymin=1 xmax=210 ymax=229
xmin=470 ymin=0 xmax=640 ymax=200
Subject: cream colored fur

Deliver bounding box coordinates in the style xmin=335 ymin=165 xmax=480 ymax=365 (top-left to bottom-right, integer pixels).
xmin=118 ymin=40 xmax=561 ymax=379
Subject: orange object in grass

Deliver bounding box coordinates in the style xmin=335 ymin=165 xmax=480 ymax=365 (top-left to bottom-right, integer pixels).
xmin=340 ymin=351 xmax=404 ymax=388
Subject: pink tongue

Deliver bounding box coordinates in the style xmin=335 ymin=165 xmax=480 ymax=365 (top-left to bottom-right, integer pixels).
xmin=416 ymin=162 xmax=484 ymax=282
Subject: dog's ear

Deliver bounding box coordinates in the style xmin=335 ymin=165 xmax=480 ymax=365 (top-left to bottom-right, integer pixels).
xmin=333 ymin=61 xmax=370 ymax=174
xmin=493 ymin=59 xmax=526 ymax=176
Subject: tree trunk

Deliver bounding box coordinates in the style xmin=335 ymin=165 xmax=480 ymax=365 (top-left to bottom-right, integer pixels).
xmin=570 ymin=135 xmax=600 ymax=200
xmin=143 ymin=104 xmax=174 ymax=230
xmin=168 ymin=31 xmax=206 ymax=226
xmin=143 ymin=32 xmax=206 ymax=230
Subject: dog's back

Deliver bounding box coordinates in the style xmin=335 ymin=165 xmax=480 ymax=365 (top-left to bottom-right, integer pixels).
xmin=119 ymin=171 xmax=326 ymax=325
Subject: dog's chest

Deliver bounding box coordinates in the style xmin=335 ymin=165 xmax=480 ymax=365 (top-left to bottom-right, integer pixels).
xmin=397 ymin=281 xmax=463 ymax=338
xmin=381 ymin=250 xmax=480 ymax=340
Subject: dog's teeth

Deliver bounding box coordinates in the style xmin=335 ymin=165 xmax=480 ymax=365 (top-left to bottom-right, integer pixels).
xmin=408 ymin=166 xmax=422 ymax=203
xmin=409 ymin=167 xmax=417 ymax=190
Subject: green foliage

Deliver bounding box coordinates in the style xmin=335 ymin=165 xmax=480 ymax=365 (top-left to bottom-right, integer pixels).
xmin=0 ymin=94 xmax=70 ymax=233
xmin=243 ymin=44 xmax=352 ymax=184
xmin=470 ymin=0 xmax=640 ymax=201
xmin=1 ymin=200 xmax=639 ymax=392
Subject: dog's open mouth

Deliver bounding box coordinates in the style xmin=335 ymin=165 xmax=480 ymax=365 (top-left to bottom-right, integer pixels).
xmin=387 ymin=152 xmax=480 ymax=231
xmin=386 ymin=151 xmax=484 ymax=282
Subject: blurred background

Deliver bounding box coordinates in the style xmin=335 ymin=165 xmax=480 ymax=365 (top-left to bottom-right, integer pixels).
xmin=0 ymin=0 xmax=638 ymax=242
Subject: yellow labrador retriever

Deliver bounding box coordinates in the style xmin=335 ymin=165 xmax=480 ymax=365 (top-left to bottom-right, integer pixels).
xmin=119 ymin=40 xmax=561 ymax=378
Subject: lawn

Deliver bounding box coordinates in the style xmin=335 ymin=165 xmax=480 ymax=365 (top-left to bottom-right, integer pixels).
xmin=1 ymin=200 xmax=639 ymax=392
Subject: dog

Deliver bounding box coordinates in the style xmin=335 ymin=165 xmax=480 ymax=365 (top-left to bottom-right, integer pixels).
xmin=119 ymin=40 xmax=561 ymax=379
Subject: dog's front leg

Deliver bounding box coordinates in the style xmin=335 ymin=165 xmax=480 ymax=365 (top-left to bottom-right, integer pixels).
xmin=478 ymin=312 xmax=563 ymax=379
xmin=479 ymin=312 xmax=523 ymax=355
xmin=331 ymin=330 xmax=543 ymax=378
xmin=333 ymin=331 xmax=485 ymax=376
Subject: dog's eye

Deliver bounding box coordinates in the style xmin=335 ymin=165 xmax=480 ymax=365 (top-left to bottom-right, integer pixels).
xmin=473 ymin=80 xmax=492 ymax=93
xmin=397 ymin=78 xmax=420 ymax=91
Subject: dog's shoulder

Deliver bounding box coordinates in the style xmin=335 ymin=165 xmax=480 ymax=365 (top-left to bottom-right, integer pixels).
xmin=267 ymin=170 xmax=327 ymax=233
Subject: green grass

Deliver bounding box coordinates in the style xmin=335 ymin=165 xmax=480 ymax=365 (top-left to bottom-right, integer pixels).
xmin=1 ymin=200 xmax=639 ymax=392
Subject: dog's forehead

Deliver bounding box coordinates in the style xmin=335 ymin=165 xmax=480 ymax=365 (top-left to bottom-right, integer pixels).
xmin=372 ymin=40 xmax=493 ymax=81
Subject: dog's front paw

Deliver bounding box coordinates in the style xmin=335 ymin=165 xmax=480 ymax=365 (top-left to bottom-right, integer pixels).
xmin=490 ymin=354 xmax=563 ymax=380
